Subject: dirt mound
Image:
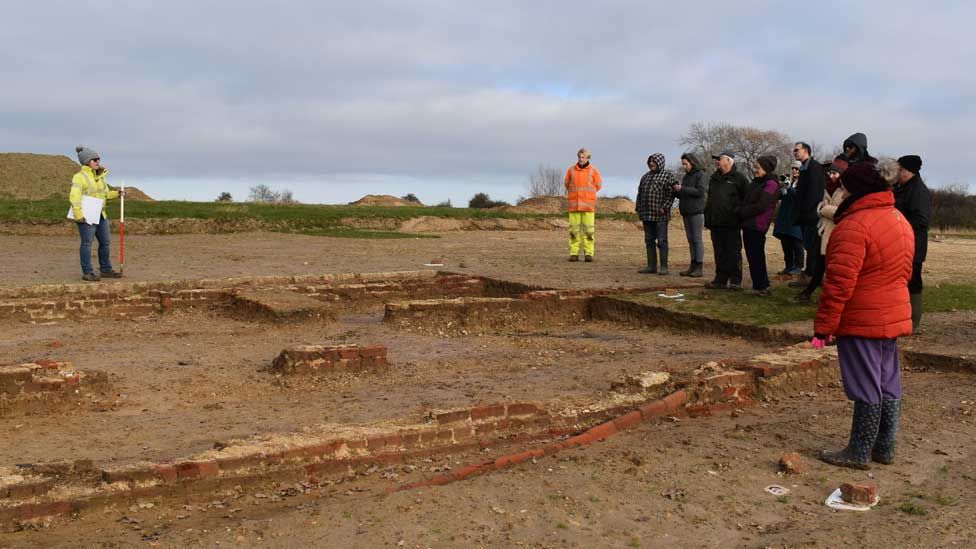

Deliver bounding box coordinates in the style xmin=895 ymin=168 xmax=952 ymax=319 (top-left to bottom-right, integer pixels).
xmin=349 ymin=194 xmax=423 ymax=207
xmin=501 ymin=195 xmax=635 ymax=214
xmin=0 ymin=152 xmax=154 ymax=201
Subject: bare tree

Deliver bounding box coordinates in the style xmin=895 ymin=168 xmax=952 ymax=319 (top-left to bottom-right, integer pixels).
xmin=248 ymin=184 xmax=297 ymax=204
xmin=528 ymin=164 xmax=564 ymax=197
xmin=678 ymin=122 xmax=793 ymax=177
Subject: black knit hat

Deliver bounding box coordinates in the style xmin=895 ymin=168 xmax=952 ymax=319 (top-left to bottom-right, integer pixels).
xmin=897 ymin=155 xmax=922 ymax=174
xmin=756 ymin=155 xmax=777 ymax=175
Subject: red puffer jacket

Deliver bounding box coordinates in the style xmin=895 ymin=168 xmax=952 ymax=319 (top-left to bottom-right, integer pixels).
xmin=814 ymin=191 xmax=914 ymax=338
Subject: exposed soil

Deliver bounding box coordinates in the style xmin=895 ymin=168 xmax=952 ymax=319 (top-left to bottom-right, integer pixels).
xmin=5 ymin=369 xmax=974 ymax=548
xmin=499 ymin=195 xmax=636 ymax=214
xmin=1 ymin=228 xmax=971 ymax=290
xmin=0 ymin=304 xmax=774 ymax=467
xmin=348 ymin=195 xmax=422 ymax=207
xmin=1 ymin=229 xmax=974 ymax=547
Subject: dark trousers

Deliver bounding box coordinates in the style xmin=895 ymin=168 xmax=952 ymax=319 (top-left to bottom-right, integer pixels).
xmin=742 ymin=228 xmax=769 ymax=290
xmin=710 ymin=227 xmax=742 ymax=285
xmin=641 ymin=220 xmax=669 ymax=253
xmin=838 ymin=336 xmax=901 ymax=404
xmin=803 ymin=234 xmax=825 ymax=295
xmin=801 ymin=224 xmax=817 ymax=276
xmin=909 ymin=262 xmax=923 ymax=294
xmin=778 ymin=236 xmax=804 ymax=272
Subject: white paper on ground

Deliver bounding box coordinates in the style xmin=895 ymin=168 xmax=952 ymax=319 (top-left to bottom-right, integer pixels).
xmin=824 ymin=488 xmax=878 ymax=511
xmin=66 ymin=196 xmax=104 ymax=225
xmin=422 ymin=263 xmax=445 ymax=267
xmin=657 ymin=293 xmax=684 ymax=299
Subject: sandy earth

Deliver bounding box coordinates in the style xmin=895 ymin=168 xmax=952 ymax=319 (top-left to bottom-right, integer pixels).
xmin=3 ymin=370 xmax=974 ymax=548
xmin=0 ymin=228 xmax=971 ymax=290
xmin=1 ymin=229 xmax=974 ymax=548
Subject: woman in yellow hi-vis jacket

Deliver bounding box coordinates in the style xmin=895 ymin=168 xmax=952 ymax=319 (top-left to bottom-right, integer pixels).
xmin=69 ymin=145 xmax=124 ymax=281
xmin=565 ymin=148 xmax=603 ymax=262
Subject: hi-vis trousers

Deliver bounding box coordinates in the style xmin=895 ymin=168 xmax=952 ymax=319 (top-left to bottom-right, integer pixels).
xmin=568 ymin=211 xmax=596 ymax=257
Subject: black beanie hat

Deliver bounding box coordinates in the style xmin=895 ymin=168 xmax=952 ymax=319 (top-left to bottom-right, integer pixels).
xmin=756 ymin=155 xmax=777 ymax=175
xmin=897 ymin=155 xmax=922 ymax=174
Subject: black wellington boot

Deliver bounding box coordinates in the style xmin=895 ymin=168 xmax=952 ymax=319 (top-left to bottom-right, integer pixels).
xmin=688 ymin=262 xmax=703 ymax=278
xmin=821 ymin=401 xmax=883 ymax=470
xmin=910 ymin=293 xmax=923 ymax=333
xmin=637 ymin=245 xmax=657 ymax=274
xmin=872 ymin=399 xmax=901 ymax=464
xmin=657 ymin=247 xmax=669 ymax=275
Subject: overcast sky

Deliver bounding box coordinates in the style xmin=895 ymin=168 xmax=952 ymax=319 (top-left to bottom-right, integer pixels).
xmin=3 ymin=1 xmax=973 ymax=205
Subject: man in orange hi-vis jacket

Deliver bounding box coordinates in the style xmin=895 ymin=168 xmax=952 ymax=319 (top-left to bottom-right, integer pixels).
xmin=565 ymin=148 xmax=603 ymax=262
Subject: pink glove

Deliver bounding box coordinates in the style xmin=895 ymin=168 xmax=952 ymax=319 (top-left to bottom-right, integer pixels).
xmin=811 ymin=336 xmax=827 ymax=350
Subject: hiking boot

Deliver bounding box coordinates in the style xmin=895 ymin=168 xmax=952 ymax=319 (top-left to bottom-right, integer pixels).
xmin=872 ymin=399 xmax=901 ymax=465
xmin=100 ymin=270 xmax=123 ymax=278
xmin=569 ymin=255 xmax=579 ymax=262
xmin=752 ymin=288 xmax=772 ymax=297
xmin=792 ymin=292 xmax=812 ymax=304
xmin=584 ymin=255 xmax=594 ymax=263
xmin=821 ymin=401 xmax=883 ymax=470
xmin=688 ymin=262 xmax=703 ymax=278
xmin=82 ymin=273 xmax=101 ymax=282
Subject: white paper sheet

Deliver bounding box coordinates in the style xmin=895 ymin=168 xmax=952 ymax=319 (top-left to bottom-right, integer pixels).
xmin=66 ymin=196 xmax=104 ymax=225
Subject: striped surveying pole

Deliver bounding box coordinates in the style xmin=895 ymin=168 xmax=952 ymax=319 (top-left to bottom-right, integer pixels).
xmin=119 ymin=181 xmax=125 ymax=274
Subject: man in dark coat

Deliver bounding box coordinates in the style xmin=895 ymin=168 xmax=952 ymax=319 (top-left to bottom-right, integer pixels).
xmin=789 ymin=142 xmax=825 ymax=288
xmin=635 ymin=153 xmax=677 ymax=274
xmin=703 ymin=151 xmax=749 ymax=289
xmin=893 ymin=154 xmax=932 ymax=331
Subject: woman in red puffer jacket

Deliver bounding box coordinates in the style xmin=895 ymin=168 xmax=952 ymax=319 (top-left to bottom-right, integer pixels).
xmin=814 ymin=161 xmax=914 ymax=470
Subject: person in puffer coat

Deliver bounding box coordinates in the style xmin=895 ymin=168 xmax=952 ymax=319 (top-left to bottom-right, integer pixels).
xmin=814 ymin=162 xmax=914 ymax=469
xmin=635 ymin=153 xmax=676 ymax=274
xmin=737 ymin=155 xmax=780 ymax=296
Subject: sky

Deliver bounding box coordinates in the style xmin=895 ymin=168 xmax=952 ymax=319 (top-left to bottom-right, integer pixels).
xmin=3 ymin=1 xmax=974 ymax=205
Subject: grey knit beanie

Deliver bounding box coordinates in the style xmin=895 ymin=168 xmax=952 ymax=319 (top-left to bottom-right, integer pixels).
xmin=76 ymin=145 xmax=100 ymax=166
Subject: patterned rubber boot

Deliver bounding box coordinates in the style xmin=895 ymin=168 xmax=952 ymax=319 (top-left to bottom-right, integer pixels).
xmin=821 ymin=401 xmax=883 ymax=470
xmin=871 ymin=399 xmax=901 ymax=465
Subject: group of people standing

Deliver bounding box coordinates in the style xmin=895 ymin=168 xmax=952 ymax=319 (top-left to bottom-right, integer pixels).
xmin=563 ymin=136 xmax=932 ymax=470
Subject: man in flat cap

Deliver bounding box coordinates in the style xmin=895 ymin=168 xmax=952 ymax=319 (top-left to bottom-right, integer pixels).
xmin=893 ymin=155 xmax=931 ymax=331
xmin=703 ymin=151 xmax=749 ymax=289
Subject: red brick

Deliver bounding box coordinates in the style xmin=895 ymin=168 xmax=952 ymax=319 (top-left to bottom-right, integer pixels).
xmin=639 ymin=400 xmax=669 ymax=419
xmin=6 ymin=478 xmax=55 ymax=499
xmin=345 ymin=439 xmax=367 ymax=450
xmin=453 ymin=426 xmax=475 ymax=442
xmin=174 ymin=460 xmax=218 ymax=480
xmin=584 ymin=422 xmax=618 ymax=442
xmin=17 ymin=501 xmax=74 ymax=522
xmin=436 ymin=410 xmax=471 ymax=424
xmin=153 ymin=464 xmax=179 ymax=483
xmin=779 ymin=453 xmax=806 ymax=475
xmin=475 ymin=423 xmax=497 ymax=437
xmin=22 ymin=379 xmax=65 ymax=393
xmin=506 ymin=403 xmax=541 ymax=417
xmin=435 ymin=429 xmax=455 ymax=443
xmin=399 ymin=431 xmax=422 ymax=447
xmin=367 ymin=434 xmax=402 ymax=450
xmin=612 ymin=410 xmax=643 ymax=431
xmin=841 ymin=481 xmax=878 ymax=505
xmin=358 ymin=345 xmax=387 ymax=359
xmin=471 ymin=404 xmax=507 ymax=421
xmin=338 ymin=347 xmax=360 ymax=360
xmin=745 ymin=363 xmax=783 ymax=378
xmin=663 ymin=390 xmax=689 ymax=412
xmin=215 ymin=454 xmax=261 ymax=472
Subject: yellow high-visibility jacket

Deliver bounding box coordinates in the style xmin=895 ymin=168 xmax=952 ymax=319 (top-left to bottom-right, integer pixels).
xmin=69 ymin=165 xmax=118 ymax=221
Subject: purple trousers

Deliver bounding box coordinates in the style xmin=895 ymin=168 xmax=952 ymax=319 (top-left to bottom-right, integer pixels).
xmin=837 ymin=336 xmax=901 ymax=404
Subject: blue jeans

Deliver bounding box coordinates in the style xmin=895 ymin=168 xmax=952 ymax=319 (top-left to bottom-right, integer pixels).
xmin=642 ymin=220 xmax=669 ymax=253
xmin=682 ymin=214 xmax=704 ymax=263
xmin=77 ymin=216 xmax=113 ymax=275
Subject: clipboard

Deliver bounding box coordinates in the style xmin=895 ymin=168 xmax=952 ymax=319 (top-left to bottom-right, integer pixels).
xmin=67 ymin=196 xmax=104 ymax=225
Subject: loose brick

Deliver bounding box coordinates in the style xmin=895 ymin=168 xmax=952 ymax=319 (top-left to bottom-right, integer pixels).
xmin=841 ymin=481 xmax=878 ymax=505
xmin=779 ymin=453 xmax=806 ymax=475
xmin=612 ymin=410 xmax=643 ymax=431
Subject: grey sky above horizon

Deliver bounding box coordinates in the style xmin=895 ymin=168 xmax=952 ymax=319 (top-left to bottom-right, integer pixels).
xmin=3 ymin=1 xmax=973 ymax=204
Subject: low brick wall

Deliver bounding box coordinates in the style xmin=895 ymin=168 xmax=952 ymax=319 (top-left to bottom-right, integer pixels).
xmin=384 ymin=295 xmax=591 ymax=335
xmin=0 ymin=361 xmax=109 ymax=417
xmin=270 ymin=344 xmax=389 ymax=375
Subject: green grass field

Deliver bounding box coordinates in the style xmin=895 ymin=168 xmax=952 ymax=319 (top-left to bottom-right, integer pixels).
xmin=621 ymin=283 xmax=976 ymax=327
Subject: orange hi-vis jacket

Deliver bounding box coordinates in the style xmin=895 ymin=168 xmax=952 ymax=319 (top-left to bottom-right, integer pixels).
xmin=565 ymin=163 xmax=603 ymax=212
